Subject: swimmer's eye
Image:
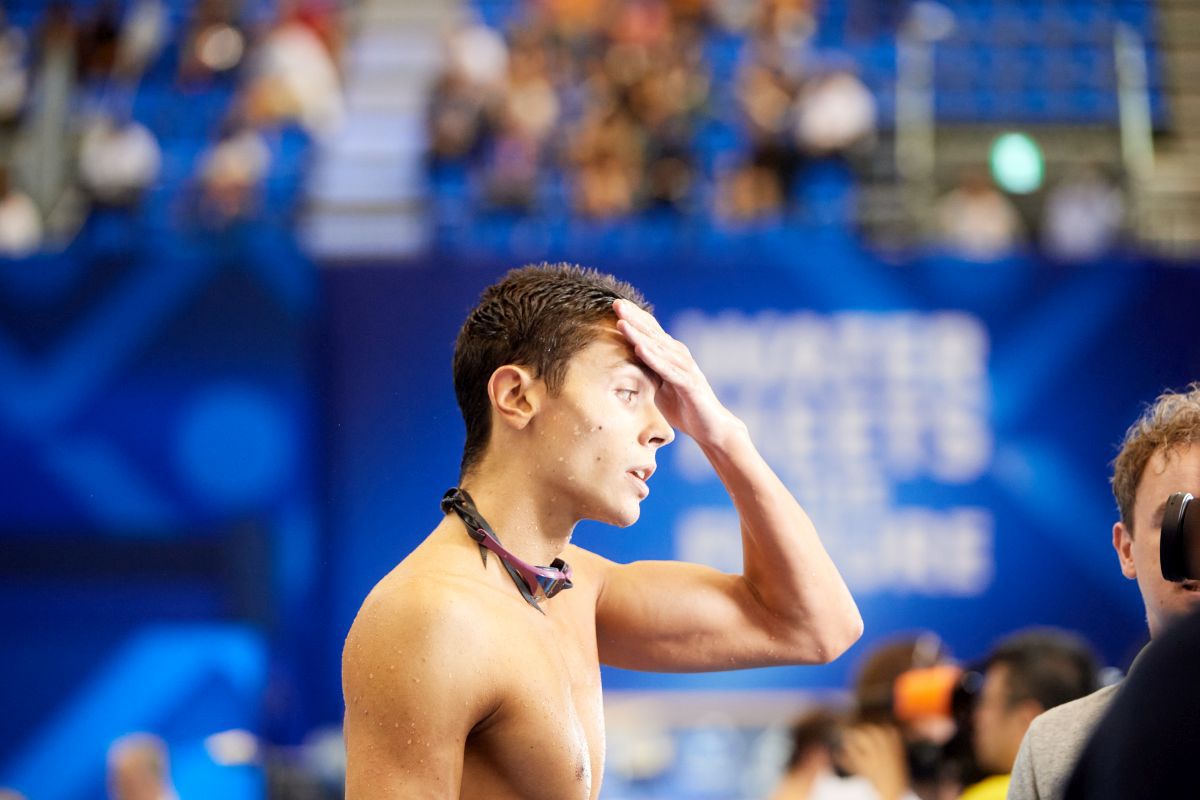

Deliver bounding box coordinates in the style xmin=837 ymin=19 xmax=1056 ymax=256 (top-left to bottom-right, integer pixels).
xmin=617 ymin=388 xmax=639 ymax=404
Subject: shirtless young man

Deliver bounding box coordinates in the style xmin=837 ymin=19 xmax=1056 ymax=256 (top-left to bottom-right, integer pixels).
xmin=342 ymin=264 xmax=863 ymax=799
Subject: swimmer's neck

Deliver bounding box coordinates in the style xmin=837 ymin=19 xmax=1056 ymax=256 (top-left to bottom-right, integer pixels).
xmin=457 ymin=471 xmax=576 ymax=568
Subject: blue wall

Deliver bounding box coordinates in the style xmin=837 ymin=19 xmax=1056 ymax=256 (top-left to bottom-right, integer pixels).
xmin=321 ymin=239 xmax=1200 ymax=712
xmin=0 ymin=226 xmax=318 ymax=798
xmin=3 ymin=225 xmax=1199 ymax=798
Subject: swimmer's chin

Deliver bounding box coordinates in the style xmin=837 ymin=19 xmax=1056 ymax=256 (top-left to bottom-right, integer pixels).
xmin=585 ymin=504 xmax=642 ymax=528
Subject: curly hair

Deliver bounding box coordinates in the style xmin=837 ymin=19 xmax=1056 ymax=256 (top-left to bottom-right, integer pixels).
xmin=1111 ymin=382 xmax=1200 ymax=534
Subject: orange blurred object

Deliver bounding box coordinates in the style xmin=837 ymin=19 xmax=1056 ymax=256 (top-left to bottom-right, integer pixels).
xmin=893 ymin=664 xmax=962 ymax=723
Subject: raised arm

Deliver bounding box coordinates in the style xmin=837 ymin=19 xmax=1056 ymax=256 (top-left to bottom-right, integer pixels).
xmin=594 ymin=300 xmax=862 ymax=671
xmin=343 ymin=584 xmax=497 ymax=799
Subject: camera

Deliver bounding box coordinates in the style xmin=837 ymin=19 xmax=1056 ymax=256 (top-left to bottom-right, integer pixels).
xmin=1160 ymin=492 xmax=1200 ymax=582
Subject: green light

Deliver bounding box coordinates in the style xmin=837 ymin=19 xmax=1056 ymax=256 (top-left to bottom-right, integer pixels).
xmin=989 ymin=132 xmax=1044 ymax=194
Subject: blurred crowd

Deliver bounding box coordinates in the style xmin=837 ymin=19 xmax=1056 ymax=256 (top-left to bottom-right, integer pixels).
xmin=428 ymin=0 xmax=1130 ymax=260
xmin=0 ymin=0 xmax=344 ymax=257
xmin=766 ymin=628 xmax=1101 ymax=800
xmin=429 ymin=0 xmax=877 ymax=228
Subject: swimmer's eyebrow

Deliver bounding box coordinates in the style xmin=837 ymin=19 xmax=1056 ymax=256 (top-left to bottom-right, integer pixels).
xmin=610 ymin=357 xmax=662 ymax=388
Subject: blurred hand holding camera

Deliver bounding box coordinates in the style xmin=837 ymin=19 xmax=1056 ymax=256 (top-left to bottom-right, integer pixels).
xmin=836 ymin=724 xmax=910 ymax=800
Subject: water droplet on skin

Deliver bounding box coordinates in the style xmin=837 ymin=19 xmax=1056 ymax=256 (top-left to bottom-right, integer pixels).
xmin=407 ymin=739 xmax=412 ymax=745
xmin=368 ymin=673 xmax=374 ymax=679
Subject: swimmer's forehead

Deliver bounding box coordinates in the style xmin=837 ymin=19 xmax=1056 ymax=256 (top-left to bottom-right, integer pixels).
xmin=585 ymin=324 xmax=661 ymax=387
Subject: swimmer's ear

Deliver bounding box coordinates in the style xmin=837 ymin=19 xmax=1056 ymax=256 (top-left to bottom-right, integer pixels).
xmin=488 ymin=365 xmax=544 ymax=431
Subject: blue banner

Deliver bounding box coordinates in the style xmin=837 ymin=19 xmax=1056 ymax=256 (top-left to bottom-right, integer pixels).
xmin=322 ymin=248 xmax=1200 ymax=699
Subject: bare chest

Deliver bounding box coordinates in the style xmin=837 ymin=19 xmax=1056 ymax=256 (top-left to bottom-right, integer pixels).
xmin=462 ymin=598 xmax=606 ymax=799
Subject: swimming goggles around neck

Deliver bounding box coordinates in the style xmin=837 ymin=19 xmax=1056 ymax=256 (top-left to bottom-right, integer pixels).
xmin=441 ymin=487 xmax=573 ymax=612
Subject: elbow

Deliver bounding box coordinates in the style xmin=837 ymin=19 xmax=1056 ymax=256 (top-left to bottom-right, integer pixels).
xmin=803 ymin=609 xmax=864 ymax=665
xmin=824 ymin=611 xmax=865 ymax=663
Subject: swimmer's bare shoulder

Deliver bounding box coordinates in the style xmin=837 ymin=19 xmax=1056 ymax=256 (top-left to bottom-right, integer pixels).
xmin=342 ymin=563 xmax=504 ymax=800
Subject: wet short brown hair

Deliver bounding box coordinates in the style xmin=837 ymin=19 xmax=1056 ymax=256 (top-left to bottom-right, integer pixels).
xmin=1111 ymin=382 xmax=1200 ymax=534
xmin=453 ymin=263 xmax=651 ymax=477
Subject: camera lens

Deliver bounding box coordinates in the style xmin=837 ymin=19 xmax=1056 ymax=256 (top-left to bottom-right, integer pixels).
xmin=1160 ymin=492 xmax=1198 ymax=582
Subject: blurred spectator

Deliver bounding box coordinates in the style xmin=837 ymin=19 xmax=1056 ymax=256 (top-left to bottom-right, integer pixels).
xmin=645 ymin=146 xmax=694 ymax=211
xmin=12 ymin=3 xmax=77 ymax=221
xmin=197 ymin=122 xmax=270 ymax=223
xmin=794 ymin=68 xmax=876 ymax=160
xmin=714 ymin=161 xmax=783 ymax=225
xmin=769 ymin=634 xmax=959 ymax=800
xmin=934 ymin=172 xmax=1023 ymax=261
xmin=738 ymin=63 xmax=794 ymax=146
xmin=445 ymin=17 xmax=508 ymax=91
xmin=428 ymin=70 xmax=493 ymax=164
xmin=0 ymin=164 xmax=43 ymax=256
xmin=107 ymin=732 xmax=177 ymax=800
xmin=178 ymin=0 xmax=246 ymax=86
xmin=115 ymin=0 xmax=168 ymax=81
xmin=0 ymin=14 xmax=30 ymax=135
xmin=736 ymin=62 xmax=800 ymax=197
xmin=756 ymin=0 xmax=817 ymax=55
xmin=499 ymin=37 xmax=560 ymax=146
xmin=428 ymin=18 xmax=506 ymax=166
xmin=543 ymin=0 xmax=608 ymax=39
xmin=611 ymin=0 xmax=674 ymax=48
xmin=576 ymin=151 xmax=639 ymax=218
xmin=1040 ymin=167 xmax=1124 ymax=263
xmin=78 ymin=115 xmax=161 ymax=208
xmin=960 ymin=630 xmax=1098 ymax=800
xmin=710 ymin=0 xmax=759 ymax=33
xmin=77 ymin=1 xmax=121 ymax=89
xmin=483 ymin=117 xmax=542 ymax=210
xmin=248 ymin=10 xmax=344 ymax=138
xmin=570 ymin=102 xmax=644 ymax=218
xmin=768 ymin=708 xmax=842 ymax=800
xmin=287 ymin=1 xmax=345 ymax=64
xmin=835 ymin=634 xmax=958 ymax=800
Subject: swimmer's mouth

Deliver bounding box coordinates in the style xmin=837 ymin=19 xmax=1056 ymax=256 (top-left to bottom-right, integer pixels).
xmin=628 ymin=466 xmax=654 ymax=483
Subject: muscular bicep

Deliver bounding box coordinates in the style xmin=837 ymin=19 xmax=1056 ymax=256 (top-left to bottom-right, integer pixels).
xmin=590 ymin=552 xmax=812 ymax=672
xmin=342 ymin=589 xmax=497 ymax=799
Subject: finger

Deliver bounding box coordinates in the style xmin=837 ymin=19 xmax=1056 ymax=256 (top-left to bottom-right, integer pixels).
xmin=613 ymin=298 xmax=667 ymax=338
xmin=625 ymin=333 xmax=678 ymax=383
xmin=621 ymin=323 xmax=690 ymax=385
xmin=614 ymin=306 xmax=698 ymax=379
xmin=618 ymin=318 xmax=691 ymax=370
